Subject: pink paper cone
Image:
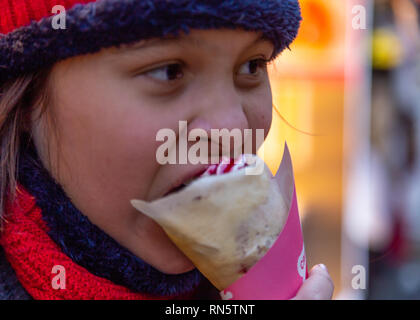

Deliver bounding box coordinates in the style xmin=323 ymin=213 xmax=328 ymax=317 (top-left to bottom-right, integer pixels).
xmin=220 ymin=144 xmax=307 ymax=300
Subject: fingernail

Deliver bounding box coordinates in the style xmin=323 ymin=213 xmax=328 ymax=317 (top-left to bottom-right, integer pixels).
xmin=317 ymin=264 xmax=328 ymax=273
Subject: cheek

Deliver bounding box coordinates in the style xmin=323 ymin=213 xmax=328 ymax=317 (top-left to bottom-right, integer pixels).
xmin=244 ymin=87 xmax=273 ymax=137
xmin=90 ymin=114 xmax=164 ymax=199
xmin=52 ymin=87 xmax=163 ymax=200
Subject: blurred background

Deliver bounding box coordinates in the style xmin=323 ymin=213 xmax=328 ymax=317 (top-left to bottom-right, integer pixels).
xmin=261 ymin=0 xmax=420 ymax=299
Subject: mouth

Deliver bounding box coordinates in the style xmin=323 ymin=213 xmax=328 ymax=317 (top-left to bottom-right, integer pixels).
xmin=163 ymin=167 xmax=210 ymax=197
xmin=163 ymin=155 xmax=249 ymax=197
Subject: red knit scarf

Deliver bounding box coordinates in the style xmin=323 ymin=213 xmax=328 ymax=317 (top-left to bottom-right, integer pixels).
xmin=0 ymin=185 xmax=193 ymax=300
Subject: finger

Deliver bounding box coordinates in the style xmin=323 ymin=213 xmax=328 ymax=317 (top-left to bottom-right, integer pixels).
xmin=291 ymin=264 xmax=334 ymax=300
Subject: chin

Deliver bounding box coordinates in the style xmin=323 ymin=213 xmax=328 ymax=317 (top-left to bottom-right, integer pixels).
xmin=158 ymin=259 xmax=196 ymax=275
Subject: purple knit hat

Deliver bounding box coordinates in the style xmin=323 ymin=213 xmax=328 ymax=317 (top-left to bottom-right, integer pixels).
xmin=0 ymin=0 xmax=302 ymax=84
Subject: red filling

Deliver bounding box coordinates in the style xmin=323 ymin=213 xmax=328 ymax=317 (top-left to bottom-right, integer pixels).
xmin=200 ymin=155 xmax=249 ymax=177
xmin=167 ymin=155 xmax=249 ymax=195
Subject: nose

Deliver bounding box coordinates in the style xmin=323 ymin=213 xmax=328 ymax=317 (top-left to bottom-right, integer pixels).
xmin=187 ymin=82 xmax=253 ymax=160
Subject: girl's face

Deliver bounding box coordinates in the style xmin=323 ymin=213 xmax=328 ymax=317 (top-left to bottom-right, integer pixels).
xmin=32 ymin=29 xmax=274 ymax=274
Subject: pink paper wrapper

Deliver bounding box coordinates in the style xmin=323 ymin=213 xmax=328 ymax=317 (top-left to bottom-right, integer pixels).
xmin=220 ymin=144 xmax=307 ymax=300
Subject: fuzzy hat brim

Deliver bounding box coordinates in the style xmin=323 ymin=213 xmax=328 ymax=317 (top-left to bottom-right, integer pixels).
xmin=0 ymin=0 xmax=301 ymax=84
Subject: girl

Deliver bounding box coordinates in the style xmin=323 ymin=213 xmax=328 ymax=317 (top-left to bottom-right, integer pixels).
xmin=0 ymin=0 xmax=334 ymax=300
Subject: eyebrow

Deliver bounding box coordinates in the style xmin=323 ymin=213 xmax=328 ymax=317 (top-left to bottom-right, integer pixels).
xmin=117 ymin=33 xmax=272 ymax=55
xmin=121 ymin=36 xmax=199 ymax=52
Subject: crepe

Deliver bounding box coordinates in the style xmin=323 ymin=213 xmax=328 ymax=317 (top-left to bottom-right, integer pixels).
xmin=131 ymin=154 xmax=290 ymax=290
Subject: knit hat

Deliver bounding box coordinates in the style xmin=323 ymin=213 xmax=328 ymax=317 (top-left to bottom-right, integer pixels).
xmin=0 ymin=0 xmax=302 ymax=85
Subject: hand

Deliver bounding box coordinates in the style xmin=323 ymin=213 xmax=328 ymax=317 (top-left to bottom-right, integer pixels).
xmin=292 ymin=264 xmax=334 ymax=300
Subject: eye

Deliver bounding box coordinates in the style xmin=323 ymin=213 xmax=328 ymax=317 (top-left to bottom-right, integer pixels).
xmin=143 ymin=63 xmax=184 ymax=81
xmin=238 ymin=58 xmax=269 ymax=76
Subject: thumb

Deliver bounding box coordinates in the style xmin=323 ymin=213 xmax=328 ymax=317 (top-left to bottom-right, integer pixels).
xmin=292 ymin=264 xmax=334 ymax=300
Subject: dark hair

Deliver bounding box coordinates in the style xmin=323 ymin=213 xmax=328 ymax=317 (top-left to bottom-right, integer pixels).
xmin=0 ymin=68 xmax=53 ymax=231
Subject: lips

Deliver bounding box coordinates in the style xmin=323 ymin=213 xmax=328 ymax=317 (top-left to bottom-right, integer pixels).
xmin=201 ymin=155 xmax=249 ymax=177
xmin=163 ymin=167 xmax=209 ymax=197
xmin=164 ymin=155 xmax=249 ymax=197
